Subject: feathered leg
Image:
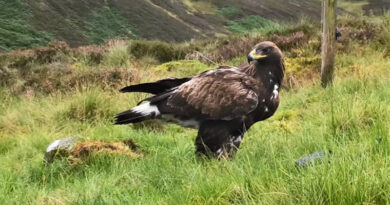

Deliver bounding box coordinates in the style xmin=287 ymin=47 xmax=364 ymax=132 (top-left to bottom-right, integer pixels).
xmin=195 ymin=120 xmax=245 ymax=158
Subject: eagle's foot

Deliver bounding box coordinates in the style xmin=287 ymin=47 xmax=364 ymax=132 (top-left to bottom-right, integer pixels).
xmin=195 ymin=135 xmax=243 ymax=159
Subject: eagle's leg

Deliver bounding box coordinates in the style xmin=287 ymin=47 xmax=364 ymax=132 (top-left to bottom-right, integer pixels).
xmin=195 ymin=121 xmax=245 ymax=158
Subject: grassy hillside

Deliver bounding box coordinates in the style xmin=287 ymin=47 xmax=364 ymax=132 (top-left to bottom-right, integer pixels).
xmin=0 ymin=0 xmax=53 ymax=50
xmin=0 ymin=14 xmax=390 ymax=204
xmin=1 ymin=0 xmax=389 ymax=50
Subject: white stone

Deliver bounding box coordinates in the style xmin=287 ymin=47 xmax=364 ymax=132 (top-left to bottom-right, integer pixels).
xmin=45 ymin=137 xmax=78 ymax=163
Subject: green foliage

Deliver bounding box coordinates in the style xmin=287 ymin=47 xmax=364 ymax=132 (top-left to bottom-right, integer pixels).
xmin=183 ymin=0 xmax=217 ymax=14
xmin=0 ymin=0 xmax=29 ymax=20
xmin=128 ymin=40 xmax=193 ymax=63
xmin=215 ymin=6 xmax=240 ymax=19
xmin=0 ymin=65 xmax=18 ymax=87
xmin=364 ymin=0 xmax=390 ymax=15
xmin=376 ymin=13 xmax=390 ymax=56
xmin=102 ymin=45 xmax=131 ymax=67
xmin=85 ymin=6 xmax=139 ymax=45
xmin=58 ymin=90 xmax=116 ymax=123
xmin=272 ymin=18 xmax=317 ymax=37
xmin=154 ymin=60 xmax=211 ymax=77
xmin=228 ymin=15 xmax=283 ymax=34
xmin=0 ymin=0 xmax=53 ymax=50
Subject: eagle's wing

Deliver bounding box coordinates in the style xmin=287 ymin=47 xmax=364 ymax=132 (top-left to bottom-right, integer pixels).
xmin=119 ymin=77 xmax=191 ymax=94
xmin=118 ymin=65 xmax=233 ymax=94
xmin=166 ymin=69 xmax=259 ymax=120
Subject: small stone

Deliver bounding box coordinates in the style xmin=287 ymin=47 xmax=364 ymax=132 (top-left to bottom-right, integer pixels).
xmin=295 ymin=150 xmax=330 ymax=168
xmin=44 ymin=137 xmax=78 ymax=164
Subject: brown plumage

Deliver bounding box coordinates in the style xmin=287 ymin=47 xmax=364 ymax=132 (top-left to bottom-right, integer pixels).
xmin=115 ymin=41 xmax=285 ymax=158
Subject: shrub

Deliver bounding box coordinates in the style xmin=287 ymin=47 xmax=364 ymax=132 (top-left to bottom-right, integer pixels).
xmin=154 ymin=60 xmax=210 ymax=77
xmin=338 ymin=15 xmax=379 ymax=30
xmin=283 ymin=56 xmax=321 ymax=88
xmin=0 ymin=66 xmax=17 ymax=87
xmin=151 ymin=42 xmax=176 ymax=63
xmin=213 ymin=36 xmax=257 ymax=62
xmin=69 ymin=67 xmax=135 ymax=90
xmin=268 ymin=31 xmax=311 ymax=50
xmin=7 ymin=50 xmax=35 ymax=68
xmin=73 ymin=45 xmax=107 ymax=65
xmin=34 ymin=41 xmax=70 ymax=64
xmin=376 ymin=14 xmax=390 ymax=56
xmin=214 ymin=31 xmax=310 ymax=62
xmin=128 ymin=40 xmax=193 ymax=63
xmin=271 ymin=21 xmax=317 ymax=38
xmin=3 ymin=41 xmax=70 ymax=69
xmin=5 ymin=63 xmax=135 ymax=95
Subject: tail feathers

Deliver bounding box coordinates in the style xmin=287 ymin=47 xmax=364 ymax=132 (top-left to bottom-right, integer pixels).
xmin=114 ymin=102 xmax=161 ymax=125
xmin=114 ymin=110 xmax=148 ymax=125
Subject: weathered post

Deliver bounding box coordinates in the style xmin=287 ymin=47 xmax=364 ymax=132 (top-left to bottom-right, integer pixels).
xmin=321 ymin=0 xmax=337 ymax=87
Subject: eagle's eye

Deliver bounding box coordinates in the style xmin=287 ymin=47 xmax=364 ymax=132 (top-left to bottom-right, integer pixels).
xmin=261 ymin=47 xmax=272 ymax=53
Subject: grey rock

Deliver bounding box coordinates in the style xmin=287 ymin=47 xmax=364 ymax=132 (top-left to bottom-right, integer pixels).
xmin=44 ymin=137 xmax=78 ymax=164
xmin=296 ymin=137 xmax=382 ymax=169
xmin=295 ymin=150 xmax=329 ymax=168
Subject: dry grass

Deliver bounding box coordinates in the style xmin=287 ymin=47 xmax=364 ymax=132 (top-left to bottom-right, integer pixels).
xmin=72 ymin=140 xmax=142 ymax=162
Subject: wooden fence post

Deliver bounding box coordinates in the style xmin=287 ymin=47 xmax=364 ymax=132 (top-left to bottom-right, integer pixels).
xmin=321 ymin=0 xmax=337 ymax=87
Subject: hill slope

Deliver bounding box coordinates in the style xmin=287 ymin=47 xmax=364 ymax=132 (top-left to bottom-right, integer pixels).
xmin=1 ymin=0 xmax=389 ymax=50
xmin=2 ymin=0 xmax=322 ymax=49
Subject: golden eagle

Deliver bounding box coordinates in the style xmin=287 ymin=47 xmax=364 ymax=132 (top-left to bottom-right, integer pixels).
xmin=115 ymin=41 xmax=285 ymax=158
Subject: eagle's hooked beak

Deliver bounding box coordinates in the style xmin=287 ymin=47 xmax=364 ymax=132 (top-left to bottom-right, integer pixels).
xmin=247 ymin=49 xmax=267 ymax=63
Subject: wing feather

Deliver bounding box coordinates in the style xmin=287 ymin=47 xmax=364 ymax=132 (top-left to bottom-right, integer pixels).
xmin=119 ymin=77 xmax=190 ymax=94
xmin=167 ymin=69 xmax=259 ymax=120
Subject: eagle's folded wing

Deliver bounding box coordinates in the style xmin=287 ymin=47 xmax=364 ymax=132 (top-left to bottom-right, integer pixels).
xmin=166 ymin=70 xmax=259 ymax=120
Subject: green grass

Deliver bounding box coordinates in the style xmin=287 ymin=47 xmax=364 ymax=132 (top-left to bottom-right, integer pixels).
xmin=338 ymin=0 xmax=369 ymax=14
xmin=228 ymin=16 xmax=283 ymax=35
xmin=0 ymin=49 xmax=389 ymax=204
xmin=215 ymin=6 xmax=240 ymax=19
xmin=0 ymin=51 xmax=390 ymax=204
xmin=102 ymin=44 xmax=132 ymax=67
xmin=0 ymin=0 xmax=53 ymax=50
xmin=1 ymin=15 xmax=390 ymax=204
xmin=85 ymin=6 xmax=139 ymax=45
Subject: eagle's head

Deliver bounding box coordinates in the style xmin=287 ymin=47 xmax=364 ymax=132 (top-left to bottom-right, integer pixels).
xmin=247 ymin=41 xmax=283 ymax=64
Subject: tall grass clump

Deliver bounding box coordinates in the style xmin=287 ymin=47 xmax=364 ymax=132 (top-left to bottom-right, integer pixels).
xmin=128 ymin=40 xmax=194 ymax=63
xmin=102 ymin=44 xmax=131 ymax=67
xmin=58 ymin=89 xmax=117 ymax=124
